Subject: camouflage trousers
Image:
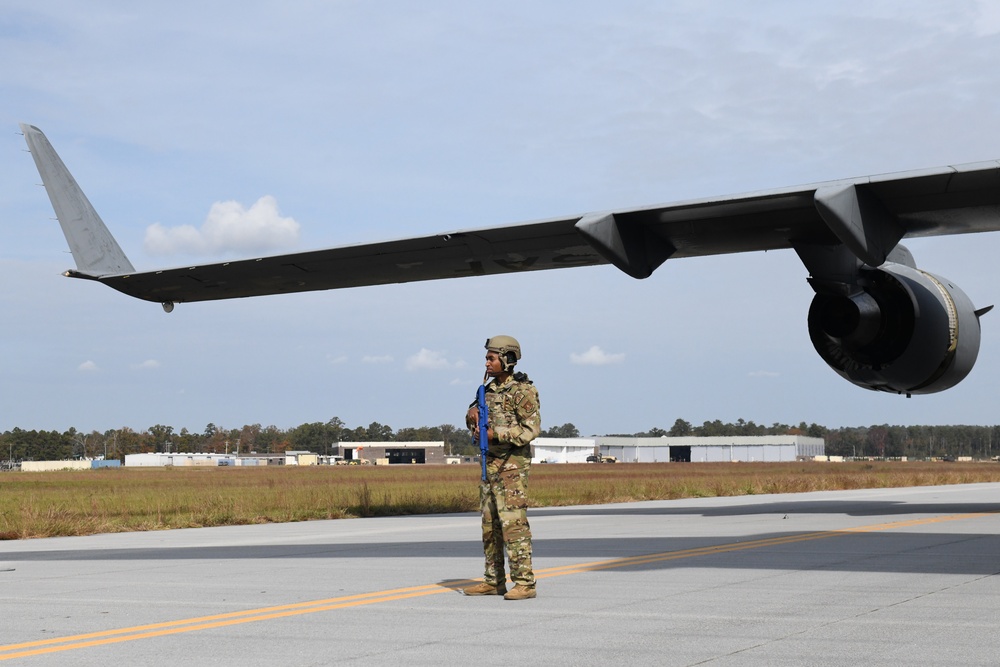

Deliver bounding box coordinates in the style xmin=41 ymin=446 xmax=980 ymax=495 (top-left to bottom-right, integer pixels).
xmin=479 ymin=454 xmax=535 ymax=587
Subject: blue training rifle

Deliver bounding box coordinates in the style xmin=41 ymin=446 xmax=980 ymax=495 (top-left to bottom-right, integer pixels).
xmin=477 ymin=383 xmax=489 ymax=482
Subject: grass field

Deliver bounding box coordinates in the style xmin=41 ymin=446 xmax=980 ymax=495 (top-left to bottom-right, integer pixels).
xmin=2 ymin=461 xmax=999 ymax=539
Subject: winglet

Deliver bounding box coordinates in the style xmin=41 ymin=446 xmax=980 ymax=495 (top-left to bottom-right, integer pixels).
xmin=20 ymin=123 xmax=134 ymax=276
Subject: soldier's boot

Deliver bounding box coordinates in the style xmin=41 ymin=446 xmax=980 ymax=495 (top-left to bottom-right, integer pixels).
xmin=463 ymin=581 xmax=507 ymax=596
xmin=503 ymin=584 xmax=536 ymax=600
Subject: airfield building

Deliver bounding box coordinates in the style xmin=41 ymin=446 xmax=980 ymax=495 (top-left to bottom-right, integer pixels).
xmin=595 ymin=435 xmax=824 ymax=463
xmin=119 ymin=437 xmax=821 ymax=467
xmin=123 ymin=444 xmax=447 ymax=467
xmin=125 ymin=453 xmax=288 ymax=467
xmin=337 ymin=442 xmax=446 ymax=465
xmin=532 ymin=438 xmax=597 ymax=464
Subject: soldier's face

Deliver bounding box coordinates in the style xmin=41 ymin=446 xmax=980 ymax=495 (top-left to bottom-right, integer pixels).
xmin=485 ymin=351 xmax=503 ymax=376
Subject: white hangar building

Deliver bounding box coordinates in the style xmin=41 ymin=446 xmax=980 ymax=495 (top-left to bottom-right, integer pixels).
xmin=531 ymin=438 xmax=597 ymax=463
xmin=596 ymin=435 xmax=825 ymax=463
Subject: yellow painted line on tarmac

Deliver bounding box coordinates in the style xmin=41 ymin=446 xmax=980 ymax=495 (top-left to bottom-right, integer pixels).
xmin=1 ymin=510 xmax=995 ymax=661
xmin=0 ymin=582 xmax=468 ymax=660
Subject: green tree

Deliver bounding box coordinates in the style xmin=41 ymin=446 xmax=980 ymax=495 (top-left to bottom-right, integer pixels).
xmin=289 ymin=422 xmax=333 ymax=453
xmin=541 ymin=423 xmax=580 ymax=438
xmin=174 ymin=427 xmax=205 ymax=452
xmin=4 ymin=428 xmax=72 ymax=461
xmin=668 ymin=419 xmax=692 ymax=436
xmin=696 ymin=420 xmax=727 ymax=436
xmin=148 ymin=424 xmax=175 ymax=453
xmin=237 ymin=423 xmax=262 ymax=454
xmin=805 ymin=423 xmax=827 ymax=438
xmin=436 ymin=424 xmax=465 ymax=456
xmin=256 ymin=425 xmax=288 ymax=453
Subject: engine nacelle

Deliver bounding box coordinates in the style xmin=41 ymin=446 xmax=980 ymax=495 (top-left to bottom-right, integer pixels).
xmin=807 ymin=263 xmax=982 ymax=395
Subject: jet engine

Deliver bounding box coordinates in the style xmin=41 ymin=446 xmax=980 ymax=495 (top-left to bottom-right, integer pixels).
xmin=807 ymin=263 xmax=984 ymax=395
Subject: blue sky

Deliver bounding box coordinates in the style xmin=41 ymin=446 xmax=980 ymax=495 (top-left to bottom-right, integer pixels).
xmin=3 ymin=1 xmax=1000 ymax=435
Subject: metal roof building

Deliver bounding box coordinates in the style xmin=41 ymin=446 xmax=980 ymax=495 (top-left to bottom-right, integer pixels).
xmin=597 ymin=435 xmax=825 ymax=463
xmin=337 ymin=442 xmax=446 ymax=465
xmin=532 ymin=438 xmax=597 ymax=464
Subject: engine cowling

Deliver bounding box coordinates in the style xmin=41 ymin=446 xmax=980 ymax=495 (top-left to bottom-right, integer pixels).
xmin=807 ymin=263 xmax=983 ymax=395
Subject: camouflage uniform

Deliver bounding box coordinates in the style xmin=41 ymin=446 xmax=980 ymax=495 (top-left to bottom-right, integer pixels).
xmin=468 ymin=372 xmax=541 ymax=588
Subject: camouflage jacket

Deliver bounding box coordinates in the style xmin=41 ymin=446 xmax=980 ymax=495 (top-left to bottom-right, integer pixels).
xmin=467 ymin=372 xmax=541 ymax=458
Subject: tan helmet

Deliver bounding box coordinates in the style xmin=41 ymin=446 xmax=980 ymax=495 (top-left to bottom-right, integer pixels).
xmin=485 ymin=335 xmax=521 ymax=371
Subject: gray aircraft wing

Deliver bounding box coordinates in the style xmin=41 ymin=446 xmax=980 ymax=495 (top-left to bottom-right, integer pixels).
xmin=20 ymin=123 xmax=1000 ymax=308
xmin=23 ymin=123 xmax=1000 ymax=395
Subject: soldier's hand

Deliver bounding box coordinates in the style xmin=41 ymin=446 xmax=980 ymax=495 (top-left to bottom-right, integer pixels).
xmin=466 ymin=406 xmax=478 ymax=428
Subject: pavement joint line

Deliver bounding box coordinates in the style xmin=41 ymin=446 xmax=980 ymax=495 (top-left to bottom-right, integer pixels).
xmin=1 ymin=509 xmax=995 ymax=661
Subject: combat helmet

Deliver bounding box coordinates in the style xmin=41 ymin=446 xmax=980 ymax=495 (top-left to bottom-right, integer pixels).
xmin=485 ymin=335 xmax=521 ymax=372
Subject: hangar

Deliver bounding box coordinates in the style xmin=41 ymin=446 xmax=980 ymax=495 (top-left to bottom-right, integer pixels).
xmin=531 ymin=438 xmax=596 ymax=463
xmin=124 ymin=452 xmax=290 ymax=466
xmin=337 ymin=442 xmax=446 ymax=465
xmin=596 ymin=435 xmax=825 ymax=463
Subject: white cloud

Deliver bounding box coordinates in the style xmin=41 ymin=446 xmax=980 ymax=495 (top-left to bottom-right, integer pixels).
xmin=143 ymin=195 xmax=300 ymax=256
xmin=570 ymin=346 xmax=625 ymax=366
xmin=326 ymin=355 xmax=348 ymax=366
xmin=405 ymin=348 xmax=466 ymax=371
xmin=78 ymin=360 xmax=99 ymax=372
xmin=131 ymin=359 xmax=161 ymax=371
xmin=362 ymin=355 xmax=394 ymax=364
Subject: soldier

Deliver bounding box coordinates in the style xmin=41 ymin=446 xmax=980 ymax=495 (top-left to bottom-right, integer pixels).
xmin=463 ymin=335 xmax=540 ymax=601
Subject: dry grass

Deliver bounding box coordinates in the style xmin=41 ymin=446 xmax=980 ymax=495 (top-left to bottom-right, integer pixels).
xmin=2 ymin=461 xmax=999 ymax=539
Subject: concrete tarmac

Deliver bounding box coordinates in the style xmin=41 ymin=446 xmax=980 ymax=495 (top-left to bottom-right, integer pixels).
xmin=2 ymin=482 xmax=1000 ymax=666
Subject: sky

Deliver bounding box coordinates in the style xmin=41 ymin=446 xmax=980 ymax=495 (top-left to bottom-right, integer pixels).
xmin=4 ymin=1 xmax=1000 ymax=436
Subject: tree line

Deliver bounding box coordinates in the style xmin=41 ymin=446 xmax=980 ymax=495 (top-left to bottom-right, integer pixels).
xmin=2 ymin=418 xmax=999 ymax=463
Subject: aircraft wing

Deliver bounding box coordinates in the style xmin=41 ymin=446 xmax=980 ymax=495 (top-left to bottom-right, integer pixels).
xmin=21 ymin=123 xmax=1000 ymax=395
xmin=21 ymin=123 xmax=1000 ymax=307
